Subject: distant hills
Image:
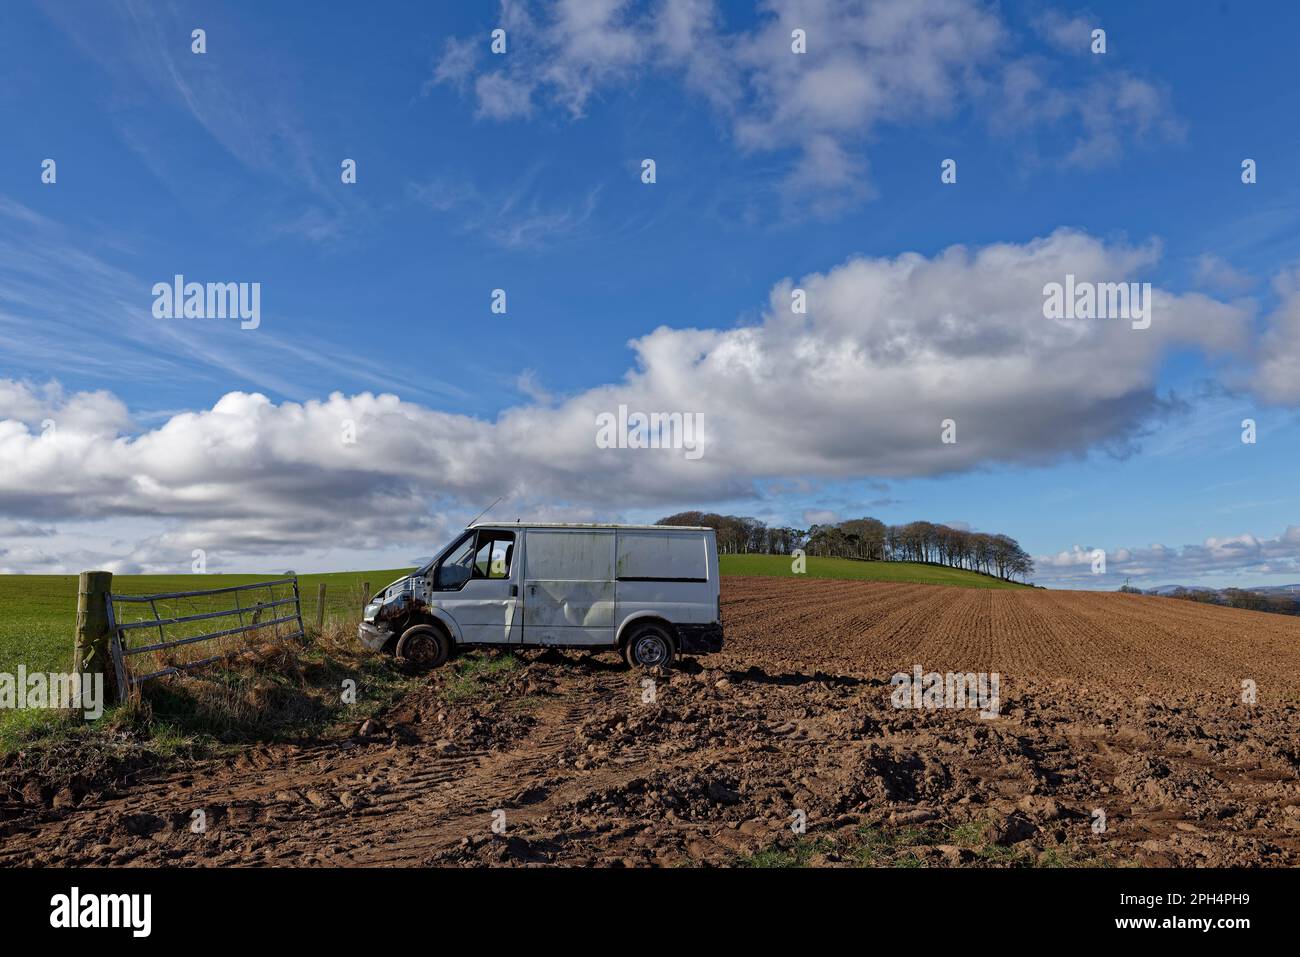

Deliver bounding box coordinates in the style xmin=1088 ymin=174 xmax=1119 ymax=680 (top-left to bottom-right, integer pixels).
xmin=1133 ymin=583 xmax=1300 ymax=617
xmin=1148 ymin=583 xmax=1300 ymax=596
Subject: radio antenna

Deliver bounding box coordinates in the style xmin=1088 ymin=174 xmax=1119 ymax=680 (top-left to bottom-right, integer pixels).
xmin=466 ymin=495 xmax=504 ymax=528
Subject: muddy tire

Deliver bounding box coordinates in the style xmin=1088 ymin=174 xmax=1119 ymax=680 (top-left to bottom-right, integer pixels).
xmin=395 ymin=624 xmax=450 ymax=671
xmin=623 ymin=623 xmax=676 ymax=671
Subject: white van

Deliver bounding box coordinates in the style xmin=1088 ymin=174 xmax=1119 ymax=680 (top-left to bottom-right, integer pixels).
xmin=358 ymin=523 xmax=723 ymax=669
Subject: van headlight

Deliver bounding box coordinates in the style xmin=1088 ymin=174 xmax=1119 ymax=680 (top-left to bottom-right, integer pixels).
xmin=363 ymin=602 xmax=382 ymax=621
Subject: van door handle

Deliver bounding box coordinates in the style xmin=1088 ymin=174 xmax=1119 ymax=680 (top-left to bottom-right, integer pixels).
xmin=510 ymin=585 xmax=518 ymax=597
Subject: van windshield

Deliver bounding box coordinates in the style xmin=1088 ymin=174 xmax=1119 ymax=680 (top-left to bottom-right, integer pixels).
xmin=433 ymin=534 xmax=477 ymax=590
xmin=418 ymin=530 xmax=473 ymax=578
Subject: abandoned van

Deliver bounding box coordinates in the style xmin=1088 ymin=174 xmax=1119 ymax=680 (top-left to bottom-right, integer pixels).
xmin=358 ymin=523 xmax=723 ymax=669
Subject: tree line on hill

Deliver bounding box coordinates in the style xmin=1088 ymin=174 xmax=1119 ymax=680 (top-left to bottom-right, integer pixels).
xmin=655 ymin=512 xmax=1035 ymax=582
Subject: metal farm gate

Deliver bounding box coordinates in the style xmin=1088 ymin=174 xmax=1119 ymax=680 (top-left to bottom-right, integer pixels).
xmin=106 ymin=577 xmax=304 ymax=692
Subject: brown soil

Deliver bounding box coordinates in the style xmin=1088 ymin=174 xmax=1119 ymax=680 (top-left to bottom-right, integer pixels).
xmin=4 ymin=578 xmax=1300 ymax=867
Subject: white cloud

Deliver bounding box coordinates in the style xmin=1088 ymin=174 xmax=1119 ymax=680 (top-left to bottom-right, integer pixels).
xmin=1035 ymin=524 xmax=1300 ymax=586
xmin=1033 ymin=10 xmax=1095 ymax=54
xmin=1194 ymin=253 xmax=1256 ymax=294
xmin=0 ymin=229 xmax=1264 ymax=572
xmin=0 ymin=380 xmax=132 ymax=436
xmin=995 ymin=60 xmax=1183 ymax=169
xmin=475 ymin=71 xmax=536 ymax=119
xmin=1254 ymin=266 xmax=1300 ymax=404
xmin=430 ymin=0 xmax=1181 ymax=210
xmin=0 ymin=519 xmax=54 ymax=538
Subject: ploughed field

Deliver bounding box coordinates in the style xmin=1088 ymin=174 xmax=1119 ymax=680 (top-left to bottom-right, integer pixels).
xmin=5 ymin=578 xmax=1300 ymax=868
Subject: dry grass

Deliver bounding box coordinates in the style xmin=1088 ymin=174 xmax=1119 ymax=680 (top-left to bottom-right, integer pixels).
xmin=126 ymin=613 xmax=416 ymax=745
xmin=4 ymin=613 xmax=419 ymax=764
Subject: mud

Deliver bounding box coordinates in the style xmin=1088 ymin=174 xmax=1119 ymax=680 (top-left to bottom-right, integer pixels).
xmin=4 ymin=578 xmax=1299 ymax=867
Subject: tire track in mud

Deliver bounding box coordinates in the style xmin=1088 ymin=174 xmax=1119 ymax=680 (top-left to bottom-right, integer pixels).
xmin=3 ymin=671 xmax=656 ymax=867
xmin=325 ymin=687 xmax=653 ymax=865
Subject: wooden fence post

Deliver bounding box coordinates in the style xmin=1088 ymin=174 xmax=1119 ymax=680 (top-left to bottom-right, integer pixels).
xmin=316 ymin=582 xmax=327 ymax=630
xmin=74 ymin=570 xmax=114 ymax=693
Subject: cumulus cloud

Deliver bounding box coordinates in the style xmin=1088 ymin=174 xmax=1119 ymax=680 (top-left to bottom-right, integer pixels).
xmin=1035 ymin=525 xmax=1300 ymax=586
xmin=1033 ymin=10 xmax=1097 ymax=54
xmin=0 ymin=380 xmax=131 ymax=437
xmin=1194 ymin=253 xmax=1257 ymax=294
xmin=0 ymin=519 xmax=54 ymax=538
xmin=0 ymin=230 xmax=1260 ymax=572
xmin=1253 ymin=266 xmax=1300 ymax=404
xmin=995 ymin=58 xmax=1183 ymax=169
xmin=429 ymin=0 xmax=1180 ymax=209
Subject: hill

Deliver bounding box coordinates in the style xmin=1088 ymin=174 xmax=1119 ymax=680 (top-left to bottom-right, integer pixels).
xmin=718 ymin=554 xmax=1029 ymax=589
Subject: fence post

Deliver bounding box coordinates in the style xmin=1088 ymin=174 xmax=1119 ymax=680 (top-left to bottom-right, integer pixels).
xmin=316 ymin=582 xmax=326 ymax=630
xmin=74 ymin=570 xmax=113 ymax=693
xmin=362 ymin=581 xmax=370 ymax=610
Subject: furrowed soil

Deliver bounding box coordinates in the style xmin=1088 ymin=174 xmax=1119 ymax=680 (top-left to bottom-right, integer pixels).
xmin=4 ymin=578 xmax=1300 ymax=868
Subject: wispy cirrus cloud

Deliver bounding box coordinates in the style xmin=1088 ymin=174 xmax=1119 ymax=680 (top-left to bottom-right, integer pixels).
xmin=0 ymin=197 xmax=466 ymax=405
xmin=409 ymin=168 xmax=603 ymax=249
xmin=37 ymin=0 xmax=363 ymax=243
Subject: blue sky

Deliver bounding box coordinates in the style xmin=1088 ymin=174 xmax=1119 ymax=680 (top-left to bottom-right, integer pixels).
xmin=2 ymin=0 xmax=1300 ymax=587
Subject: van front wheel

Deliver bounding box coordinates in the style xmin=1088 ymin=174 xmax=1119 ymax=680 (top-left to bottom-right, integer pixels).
xmin=396 ymin=624 xmax=450 ymax=670
xmin=623 ymin=624 xmax=676 ymax=671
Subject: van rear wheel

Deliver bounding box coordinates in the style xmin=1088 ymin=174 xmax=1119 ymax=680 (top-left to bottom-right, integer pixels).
xmin=396 ymin=624 xmax=450 ymax=670
xmin=623 ymin=624 xmax=676 ymax=671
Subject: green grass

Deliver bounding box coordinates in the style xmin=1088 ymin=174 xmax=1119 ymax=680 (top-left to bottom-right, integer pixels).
xmin=0 ymin=568 xmax=413 ymax=746
xmin=849 ymin=824 xmax=945 ymax=866
xmin=740 ymin=837 xmax=837 ymax=868
xmin=441 ymin=652 xmax=523 ymax=703
xmin=719 ymin=554 xmax=1029 ymax=589
xmin=0 ymin=567 xmax=411 ymax=668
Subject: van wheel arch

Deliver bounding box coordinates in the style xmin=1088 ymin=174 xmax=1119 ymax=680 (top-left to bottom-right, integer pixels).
xmin=619 ymin=616 xmax=676 ymax=651
xmin=400 ymin=612 xmax=458 ymax=647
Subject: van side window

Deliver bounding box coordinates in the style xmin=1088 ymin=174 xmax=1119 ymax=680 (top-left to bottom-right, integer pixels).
xmin=473 ymin=530 xmax=516 ymax=580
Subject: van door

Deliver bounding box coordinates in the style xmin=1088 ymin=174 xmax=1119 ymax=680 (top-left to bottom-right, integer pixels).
xmin=615 ymin=527 xmax=711 ymax=635
xmin=430 ymin=528 xmax=521 ymax=645
xmin=521 ymin=528 xmax=616 ymax=646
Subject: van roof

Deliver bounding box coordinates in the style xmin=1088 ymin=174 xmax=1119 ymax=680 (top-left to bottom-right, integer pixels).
xmin=468 ymin=521 xmax=714 ymax=532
